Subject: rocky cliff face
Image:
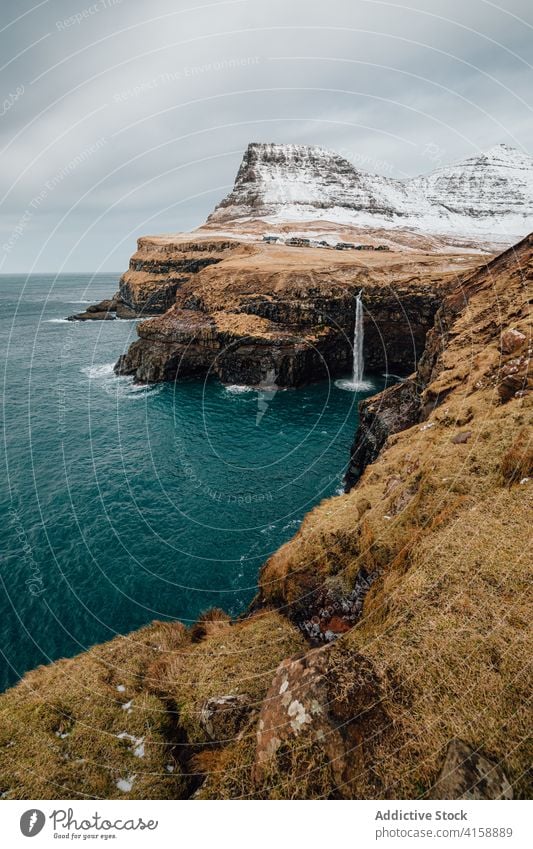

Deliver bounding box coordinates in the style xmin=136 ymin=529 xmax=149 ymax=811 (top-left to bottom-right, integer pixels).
xmin=263 ymin=236 xmax=533 ymax=606
xmin=1 ymin=236 xmax=531 ymax=800
xmin=207 ymin=142 xmax=533 ymax=247
xmin=118 ymin=236 xmax=247 ymax=315
xmin=209 ymin=142 xmax=410 ymax=221
xmin=412 ymin=144 xmax=533 ymax=223
xmin=115 ymin=238 xmax=478 ymax=386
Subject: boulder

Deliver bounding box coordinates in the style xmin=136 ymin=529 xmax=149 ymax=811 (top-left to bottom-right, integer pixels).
xmin=497 ymin=354 xmax=531 ymax=402
xmin=432 ymin=739 xmax=513 ymax=799
xmin=254 ymin=644 xmax=389 ymax=796
xmin=200 ymin=694 xmax=251 ymax=742
xmin=501 ymin=328 xmax=526 ymax=354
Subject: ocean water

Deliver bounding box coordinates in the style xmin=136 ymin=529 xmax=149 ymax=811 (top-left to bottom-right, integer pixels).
xmin=0 ymin=274 xmax=387 ymax=691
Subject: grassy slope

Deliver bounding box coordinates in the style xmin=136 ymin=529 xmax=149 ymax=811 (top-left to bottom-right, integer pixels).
xmin=0 ymin=612 xmax=304 ymax=799
xmin=255 ymin=234 xmax=532 ymax=797
xmin=0 ymin=621 xmax=189 ymax=799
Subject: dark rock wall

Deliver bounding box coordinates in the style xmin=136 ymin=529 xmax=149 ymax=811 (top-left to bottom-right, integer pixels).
xmin=344 ymin=378 xmax=421 ymax=491
xmin=116 ymin=285 xmax=441 ymax=387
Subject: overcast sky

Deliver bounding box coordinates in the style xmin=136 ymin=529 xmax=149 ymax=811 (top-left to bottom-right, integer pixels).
xmin=1 ymin=0 xmax=532 ymax=272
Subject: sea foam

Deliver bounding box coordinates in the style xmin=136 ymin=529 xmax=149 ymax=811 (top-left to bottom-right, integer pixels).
xmin=82 ymin=362 xmax=162 ymax=400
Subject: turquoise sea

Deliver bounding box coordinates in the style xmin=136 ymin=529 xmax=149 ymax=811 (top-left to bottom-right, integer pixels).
xmin=0 ymin=274 xmax=387 ymax=691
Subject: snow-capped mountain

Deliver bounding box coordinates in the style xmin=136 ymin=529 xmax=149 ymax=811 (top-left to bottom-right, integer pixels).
xmin=206 ymin=142 xmax=533 ymax=246
xmin=411 ymin=144 xmax=533 ymax=221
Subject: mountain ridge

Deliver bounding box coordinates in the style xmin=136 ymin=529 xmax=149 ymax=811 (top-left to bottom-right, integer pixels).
xmin=206 ymin=142 xmax=533 ymax=247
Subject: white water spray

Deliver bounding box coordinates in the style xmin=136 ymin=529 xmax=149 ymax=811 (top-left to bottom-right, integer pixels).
xmin=352 ymin=289 xmax=364 ymax=385
xmin=335 ymin=290 xmax=372 ymax=392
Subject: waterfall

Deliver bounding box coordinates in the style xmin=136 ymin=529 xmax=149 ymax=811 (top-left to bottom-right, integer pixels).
xmin=335 ymin=289 xmax=372 ymax=392
xmin=352 ymin=290 xmax=364 ymax=386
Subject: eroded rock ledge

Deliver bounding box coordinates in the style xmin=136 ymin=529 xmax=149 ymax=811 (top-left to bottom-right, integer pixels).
xmin=67 ymin=296 xmax=138 ymax=322
xmin=112 ymin=234 xmax=480 ymax=386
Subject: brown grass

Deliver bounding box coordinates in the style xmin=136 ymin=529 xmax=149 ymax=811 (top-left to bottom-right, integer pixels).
xmin=349 ymin=488 xmax=533 ymax=798
xmin=189 ymin=607 xmax=231 ymax=643
xmin=0 ymin=622 xmax=190 ymax=799
xmin=500 ymin=427 xmax=533 ymax=485
xmin=156 ymin=611 xmax=305 ymax=746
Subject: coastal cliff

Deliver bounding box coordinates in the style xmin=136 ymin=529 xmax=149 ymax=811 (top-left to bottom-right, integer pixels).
xmin=119 ymin=236 xmax=248 ymax=314
xmin=113 ymin=237 xmax=479 ymax=386
xmin=1 ymin=234 xmax=530 ymax=800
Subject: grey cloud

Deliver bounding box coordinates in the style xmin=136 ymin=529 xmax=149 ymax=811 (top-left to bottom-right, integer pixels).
xmin=1 ymin=0 xmax=532 ymax=271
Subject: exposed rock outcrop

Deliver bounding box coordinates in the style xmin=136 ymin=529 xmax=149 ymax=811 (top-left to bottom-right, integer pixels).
xmin=432 ymin=739 xmax=513 ymax=800
xmin=68 ymin=297 xmax=118 ymax=321
xmin=68 ymin=295 xmax=141 ymax=322
xmin=254 ymin=644 xmax=389 ymax=798
xmin=345 ymin=377 xmax=421 ymax=490
xmin=118 ymin=236 xmax=246 ymax=315
xmin=200 ymin=694 xmax=252 ymax=743
xmin=2 ymin=235 xmax=530 ymax=801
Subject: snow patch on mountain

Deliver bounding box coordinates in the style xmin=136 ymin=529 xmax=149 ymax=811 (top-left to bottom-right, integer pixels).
xmin=207 ymin=142 xmax=533 ymax=246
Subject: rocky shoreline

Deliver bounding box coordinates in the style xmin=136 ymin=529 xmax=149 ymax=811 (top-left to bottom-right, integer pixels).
xmin=67 ymin=295 xmax=138 ymax=322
